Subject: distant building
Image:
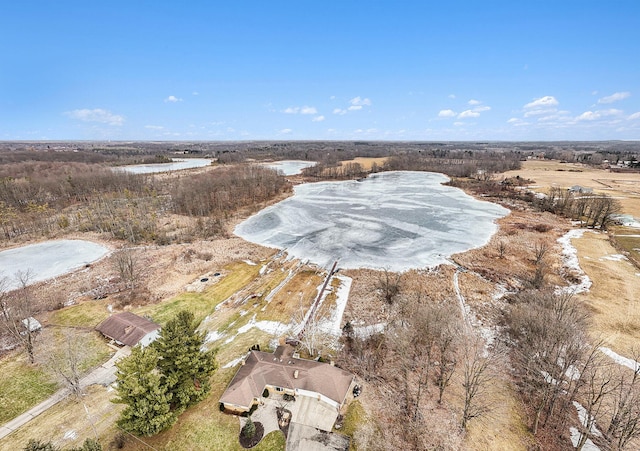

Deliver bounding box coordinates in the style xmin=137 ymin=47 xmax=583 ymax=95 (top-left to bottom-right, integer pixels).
xmin=220 ymin=345 xmax=355 ymax=416
xmin=96 ymin=312 xmax=160 ymax=347
xmin=568 ymin=185 xmax=593 ymax=194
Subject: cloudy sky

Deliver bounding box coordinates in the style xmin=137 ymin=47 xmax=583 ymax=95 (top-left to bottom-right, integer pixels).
xmin=1 ymin=1 xmax=639 ymax=141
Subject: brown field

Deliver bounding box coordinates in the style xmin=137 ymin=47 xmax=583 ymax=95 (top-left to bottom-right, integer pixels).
xmin=503 ymin=160 xmax=640 ymax=217
xmin=340 ymin=156 xmax=388 ymax=170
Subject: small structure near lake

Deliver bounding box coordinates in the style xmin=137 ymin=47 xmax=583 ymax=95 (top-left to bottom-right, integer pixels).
xmin=96 ymin=312 xmax=160 ymax=347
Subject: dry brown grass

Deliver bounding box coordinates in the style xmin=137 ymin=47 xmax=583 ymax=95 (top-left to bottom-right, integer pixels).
xmin=572 ymin=231 xmax=640 ymax=356
xmin=340 ymin=156 xmax=389 ymax=170
xmin=503 ymin=160 xmax=640 ymax=217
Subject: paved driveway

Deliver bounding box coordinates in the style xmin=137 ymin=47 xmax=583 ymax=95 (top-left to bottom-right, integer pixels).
xmin=290 ymin=396 xmax=338 ymax=432
xmin=286 ymin=423 xmax=349 ymax=451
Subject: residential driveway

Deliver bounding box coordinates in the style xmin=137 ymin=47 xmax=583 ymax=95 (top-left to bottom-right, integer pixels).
xmin=290 ymin=396 xmax=338 ymax=432
xmin=286 ymin=423 xmax=349 ymax=451
xmin=0 ymin=346 xmax=130 ymax=440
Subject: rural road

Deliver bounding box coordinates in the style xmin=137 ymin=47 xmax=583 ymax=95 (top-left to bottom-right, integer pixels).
xmin=0 ymin=346 xmax=130 ymax=441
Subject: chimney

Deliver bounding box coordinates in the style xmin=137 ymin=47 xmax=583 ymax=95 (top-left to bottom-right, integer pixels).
xmin=294 ymin=370 xmax=299 ymax=379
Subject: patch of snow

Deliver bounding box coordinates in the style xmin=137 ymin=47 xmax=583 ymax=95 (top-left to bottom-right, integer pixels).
xmin=243 ymin=259 xmax=257 ymax=266
xmin=223 ymin=353 xmax=249 ymax=369
xmin=541 ymin=371 xmax=560 ymax=386
xmin=317 ymin=275 xmax=352 ymax=336
xmin=599 ymin=254 xmax=628 ymax=262
xmin=570 ymin=427 xmax=601 ymax=450
xmin=259 ymin=265 xmax=267 ymax=275
xmin=599 ymin=347 xmax=640 ymax=372
xmin=573 ymin=401 xmax=602 ymax=437
xmin=205 ymin=330 xmax=224 ymax=344
xmin=63 ymin=430 xmax=78 ymax=440
xmin=565 ymin=364 xmax=581 ymax=381
xmin=611 ymin=214 xmax=640 ymax=229
xmin=353 ymin=323 xmax=386 ymax=339
xmin=557 ymin=229 xmax=592 ymax=294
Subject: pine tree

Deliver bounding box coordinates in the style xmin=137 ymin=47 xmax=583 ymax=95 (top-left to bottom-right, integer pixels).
xmin=113 ymin=346 xmax=176 ymax=436
xmin=153 ymin=310 xmax=217 ymax=410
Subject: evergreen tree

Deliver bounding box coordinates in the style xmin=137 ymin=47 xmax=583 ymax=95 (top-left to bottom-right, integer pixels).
xmin=153 ymin=310 xmax=217 ymax=410
xmin=24 ymin=440 xmax=58 ymax=451
xmin=113 ymin=346 xmax=176 ymax=436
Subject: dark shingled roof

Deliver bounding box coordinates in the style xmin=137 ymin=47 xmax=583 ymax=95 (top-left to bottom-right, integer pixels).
xmin=96 ymin=312 xmax=160 ymax=347
xmin=220 ymin=345 xmax=354 ymax=409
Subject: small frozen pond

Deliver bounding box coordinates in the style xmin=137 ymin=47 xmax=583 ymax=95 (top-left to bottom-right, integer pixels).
xmin=116 ymin=158 xmax=212 ymax=174
xmin=0 ymin=240 xmax=110 ymax=290
xmin=235 ymin=171 xmax=509 ymax=271
xmin=264 ymin=160 xmax=316 ymax=176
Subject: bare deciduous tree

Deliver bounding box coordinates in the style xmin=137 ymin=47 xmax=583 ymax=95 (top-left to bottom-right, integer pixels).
xmin=461 ymin=336 xmax=494 ymax=430
xmin=605 ymin=349 xmax=640 ymax=450
xmin=113 ymin=247 xmax=139 ymax=292
xmin=0 ymin=270 xmax=40 ymax=363
xmin=39 ymin=331 xmax=90 ymax=397
xmin=376 ymin=268 xmax=402 ymax=305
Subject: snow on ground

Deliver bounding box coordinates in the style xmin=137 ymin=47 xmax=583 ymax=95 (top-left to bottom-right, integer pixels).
xmin=224 ymin=314 xmax=291 ymax=345
xmin=235 ymin=171 xmax=508 ymax=272
xmin=222 ymin=353 xmax=249 ymax=369
xmin=599 ymin=254 xmax=628 ymax=262
xmin=317 ymin=275 xmax=352 ymax=336
xmin=353 ymin=323 xmax=386 ymax=339
xmin=243 ymin=259 xmax=257 ymax=266
xmin=63 ymin=430 xmax=78 ymax=440
xmin=573 ymin=401 xmax=602 ymax=437
xmin=557 ymin=229 xmax=592 ymax=294
xmin=570 ymin=428 xmax=601 ymax=450
xmin=599 ymin=347 xmax=640 ymax=371
xmin=205 ymin=330 xmax=225 ymax=344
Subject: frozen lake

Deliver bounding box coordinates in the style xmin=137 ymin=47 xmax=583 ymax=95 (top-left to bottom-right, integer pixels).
xmin=0 ymin=240 xmax=110 ymax=290
xmin=235 ymin=171 xmax=509 ymax=271
xmin=116 ymin=158 xmax=212 ymax=174
xmin=264 ymin=160 xmax=316 ymax=176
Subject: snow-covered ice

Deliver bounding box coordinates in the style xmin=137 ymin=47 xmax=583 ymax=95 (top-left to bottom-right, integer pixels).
xmin=115 ymin=158 xmax=211 ymax=174
xmin=0 ymin=240 xmax=110 ymax=290
xmin=570 ymin=427 xmax=600 ymax=450
xmin=235 ymin=171 xmax=509 ymax=271
xmin=264 ymin=160 xmax=316 ymax=176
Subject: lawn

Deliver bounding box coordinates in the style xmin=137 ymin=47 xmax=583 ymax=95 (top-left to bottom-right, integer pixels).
xmin=0 ymin=352 xmax=58 ymax=424
xmin=137 ymin=260 xmax=262 ymax=325
xmin=48 ymin=298 xmax=111 ymax=328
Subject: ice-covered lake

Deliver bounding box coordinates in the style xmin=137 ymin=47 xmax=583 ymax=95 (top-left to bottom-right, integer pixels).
xmin=0 ymin=240 xmax=110 ymax=290
xmin=264 ymin=160 xmax=316 ymax=176
xmin=235 ymin=171 xmax=510 ymax=271
xmin=116 ymin=158 xmax=212 ymax=174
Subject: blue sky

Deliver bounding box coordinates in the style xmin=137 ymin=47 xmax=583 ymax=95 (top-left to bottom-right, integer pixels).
xmin=1 ymin=1 xmax=639 ymax=141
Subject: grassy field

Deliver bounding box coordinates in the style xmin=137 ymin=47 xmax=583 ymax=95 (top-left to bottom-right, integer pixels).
xmin=0 ymin=353 xmax=58 ymax=424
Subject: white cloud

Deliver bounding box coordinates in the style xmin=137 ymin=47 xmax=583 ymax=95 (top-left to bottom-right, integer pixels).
xmin=524 ymin=96 xmax=559 ymax=109
xmin=66 ymin=108 xmax=124 ymax=126
xmin=598 ymin=108 xmax=623 ymax=116
xmin=473 ymin=105 xmax=491 ymax=112
xmin=454 ymin=122 xmax=464 ymax=126
xmin=438 ymin=109 xmax=456 ymax=118
xmin=279 ymin=128 xmax=292 ymax=134
xmin=333 ymin=108 xmax=347 ymax=115
xmin=349 ymin=96 xmax=372 ymax=106
xmin=628 ymin=112 xmax=640 ymax=120
xmin=468 ymin=99 xmax=481 ymax=105
xmin=348 ymin=105 xmax=362 ymax=111
xmin=144 ymin=125 xmax=164 ymax=130
xmin=192 ymin=91 xmax=199 ymax=96
xmin=312 ymin=115 xmax=325 ymax=122
xmin=329 ymin=95 xmax=336 ymax=100
xmin=576 ymin=111 xmax=599 ymax=121
xmin=507 ymin=118 xmax=519 ymax=124
xmin=164 ymin=95 xmax=182 ymax=103
xmin=458 ymin=110 xmax=480 ymax=119
xmin=283 ymin=106 xmax=317 ymax=114
xmin=448 ymin=94 xmax=456 ymax=99
xmin=598 ymin=92 xmax=630 ymax=104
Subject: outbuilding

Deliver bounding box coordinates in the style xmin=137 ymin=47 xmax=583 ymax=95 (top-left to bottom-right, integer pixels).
xmin=96 ymin=312 xmax=160 ymax=347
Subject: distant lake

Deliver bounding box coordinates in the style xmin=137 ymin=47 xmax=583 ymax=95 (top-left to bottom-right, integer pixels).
xmin=235 ymin=171 xmax=509 ymax=271
xmin=0 ymin=240 xmax=110 ymax=291
xmin=116 ymin=158 xmax=212 ymax=174
xmin=264 ymin=160 xmax=316 ymax=176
